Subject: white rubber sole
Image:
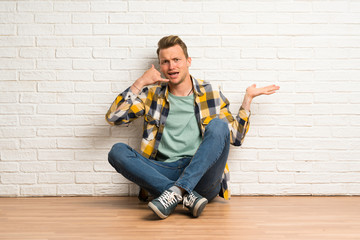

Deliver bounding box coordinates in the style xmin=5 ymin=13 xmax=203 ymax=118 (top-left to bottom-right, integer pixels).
xmin=148 ymin=202 xmax=168 ymax=219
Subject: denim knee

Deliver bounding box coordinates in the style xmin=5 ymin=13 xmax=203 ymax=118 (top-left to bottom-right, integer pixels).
xmin=108 ymin=142 xmax=129 ymax=166
xmin=205 ymin=118 xmax=230 ymax=140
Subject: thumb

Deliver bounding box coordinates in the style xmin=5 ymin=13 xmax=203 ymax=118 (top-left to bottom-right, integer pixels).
xmin=151 ymin=64 xmax=155 ymax=69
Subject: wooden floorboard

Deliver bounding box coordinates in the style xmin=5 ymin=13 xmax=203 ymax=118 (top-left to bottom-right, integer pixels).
xmin=0 ymin=196 xmax=359 ymax=240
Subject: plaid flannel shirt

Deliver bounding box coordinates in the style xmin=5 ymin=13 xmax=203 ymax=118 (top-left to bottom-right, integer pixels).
xmin=105 ymin=76 xmax=250 ymax=200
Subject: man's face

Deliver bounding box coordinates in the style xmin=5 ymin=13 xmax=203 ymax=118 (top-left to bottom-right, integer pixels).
xmin=159 ymin=45 xmax=191 ymax=86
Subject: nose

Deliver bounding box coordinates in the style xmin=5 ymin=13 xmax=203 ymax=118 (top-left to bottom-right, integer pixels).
xmin=169 ymin=60 xmax=175 ymax=70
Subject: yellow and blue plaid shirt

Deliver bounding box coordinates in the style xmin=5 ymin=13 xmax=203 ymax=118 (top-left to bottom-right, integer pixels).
xmin=105 ymin=76 xmax=250 ymax=200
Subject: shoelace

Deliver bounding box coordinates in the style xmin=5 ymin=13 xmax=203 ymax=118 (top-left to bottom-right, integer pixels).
xmin=158 ymin=191 xmax=181 ymax=209
xmin=183 ymin=193 xmax=196 ymax=208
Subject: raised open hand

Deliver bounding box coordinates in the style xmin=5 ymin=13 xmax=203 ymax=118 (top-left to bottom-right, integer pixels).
xmin=246 ymin=84 xmax=280 ymax=99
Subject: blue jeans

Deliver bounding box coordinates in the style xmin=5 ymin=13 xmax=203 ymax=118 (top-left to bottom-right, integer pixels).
xmin=108 ymin=118 xmax=230 ymax=202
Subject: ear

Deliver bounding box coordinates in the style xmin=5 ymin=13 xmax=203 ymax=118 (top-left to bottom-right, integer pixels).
xmin=187 ymin=57 xmax=192 ymax=67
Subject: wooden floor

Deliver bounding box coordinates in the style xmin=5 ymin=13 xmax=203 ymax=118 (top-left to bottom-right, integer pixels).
xmin=0 ymin=196 xmax=360 ymax=240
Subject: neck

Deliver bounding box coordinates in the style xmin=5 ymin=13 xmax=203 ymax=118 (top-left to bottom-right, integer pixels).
xmin=168 ymin=75 xmax=193 ymax=96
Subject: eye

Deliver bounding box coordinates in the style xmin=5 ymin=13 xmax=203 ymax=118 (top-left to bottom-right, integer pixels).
xmin=174 ymin=58 xmax=179 ymax=62
xmin=161 ymin=60 xmax=169 ymax=65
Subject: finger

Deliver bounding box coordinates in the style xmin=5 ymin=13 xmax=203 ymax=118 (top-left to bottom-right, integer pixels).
xmin=151 ymin=64 xmax=155 ymax=69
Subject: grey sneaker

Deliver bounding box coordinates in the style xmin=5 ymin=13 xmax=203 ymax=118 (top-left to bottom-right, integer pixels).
xmin=148 ymin=190 xmax=182 ymax=219
xmin=183 ymin=191 xmax=208 ymax=218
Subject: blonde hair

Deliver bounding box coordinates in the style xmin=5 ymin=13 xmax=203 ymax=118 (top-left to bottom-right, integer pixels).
xmin=156 ymin=35 xmax=189 ymax=59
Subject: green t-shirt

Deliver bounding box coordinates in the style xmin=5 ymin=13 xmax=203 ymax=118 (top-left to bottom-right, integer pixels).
xmin=156 ymin=92 xmax=202 ymax=162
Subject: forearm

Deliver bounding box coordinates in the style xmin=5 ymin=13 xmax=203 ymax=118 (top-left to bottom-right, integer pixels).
xmin=241 ymin=93 xmax=253 ymax=112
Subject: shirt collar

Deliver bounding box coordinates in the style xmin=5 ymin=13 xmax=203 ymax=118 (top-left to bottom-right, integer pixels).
xmin=164 ymin=75 xmax=205 ymax=101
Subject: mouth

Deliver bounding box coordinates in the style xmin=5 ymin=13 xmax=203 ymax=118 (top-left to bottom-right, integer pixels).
xmin=168 ymin=72 xmax=179 ymax=79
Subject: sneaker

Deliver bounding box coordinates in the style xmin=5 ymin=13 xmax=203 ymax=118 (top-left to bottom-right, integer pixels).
xmin=148 ymin=190 xmax=182 ymax=219
xmin=183 ymin=191 xmax=208 ymax=218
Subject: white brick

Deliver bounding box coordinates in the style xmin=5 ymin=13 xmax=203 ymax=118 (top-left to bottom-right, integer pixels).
xmin=56 ymin=115 xmax=93 ymax=126
xmin=57 ymin=162 xmax=93 ymax=172
xmin=57 ymin=71 xmax=92 ymax=81
xmin=0 ymin=36 xmax=34 ymax=47
xmin=221 ymin=59 xmax=256 ymax=70
xmin=94 ymin=162 xmax=113 ymax=172
xmin=1 ymin=173 xmax=36 ymax=184
xmin=93 ymin=138 xmax=128 ymax=150
xmin=293 ymin=13 xmax=329 ymax=24
xmin=17 ymin=2 xmax=53 ymax=12
xmin=277 ymin=162 xmax=312 ymax=172
xmin=0 ymin=92 xmax=17 ymax=103
xmin=129 ymin=1 xmax=165 ymax=12
xmin=54 ymin=2 xmax=89 ymax=12
xmin=0 ymin=128 xmax=36 ymax=138
xmin=312 ymin=184 xmax=348 ymax=195
xmin=259 ymin=173 xmax=294 ymax=183
xmin=332 ymin=127 xmax=360 ymax=138
xmin=220 ymin=13 xmax=255 ymax=24
xmin=21 ymin=185 xmax=56 ymax=196
xmin=56 ymin=48 xmax=92 ymax=58
xmin=75 ymin=127 xmax=110 ymax=137
xmin=38 ymin=150 xmax=74 ymax=161
xmin=313 ymin=115 xmax=348 ymax=126
xmin=39 ymin=173 xmax=74 ymax=184
xmin=73 ymin=60 xmax=110 ymax=70
xmin=0 ymin=59 xmax=34 ymax=70
xmin=278 ymin=139 xmax=314 ymax=150
xmin=37 ymin=104 xmax=74 ymax=115
xmin=55 ymin=24 xmax=92 ymax=35
xmin=0 ymin=105 xmax=34 ymax=115
xmin=203 ymin=24 xmax=239 ymax=36
xmin=129 ymin=24 xmax=164 ymax=35
xmin=18 ymin=24 xmax=53 ymax=36
xmin=313 ymin=2 xmax=348 ymax=12
xmin=73 ymin=37 xmax=108 ymax=47
xmin=203 ymin=2 xmax=240 ymax=12
xmin=257 ymin=59 xmax=294 ymax=70
xmin=75 ymin=82 xmax=110 ymax=92
xmin=332 ymin=174 xmax=360 ymax=183
xmin=230 ymin=172 xmax=258 ymax=183
xmin=57 ymin=93 xmax=92 ymax=103
xmin=93 ymin=48 xmax=127 ymax=59
xmin=37 ymin=59 xmax=72 ymax=70
xmin=276 ymin=2 xmax=312 ymax=12
xmin=296 ymin=104 xmax=331 ymax=115
xmin=0 ymin=2 xmax=15 ymax=12
xmin=72 ymin=13 xmax=107 ymax=24
xmin=0 ymin=139 xmax=19 ymax=150
xmin=278 ymin=48 xmax=314 ymax=59
xmin=75 ymin=104 xmax=108 ymax=115
xmin=1 ymin=150 xmax=37 ymax=161
xmin=37 ymin=127 xmax=73 ymax=137
xmin=76 ymin=173 xmax=111 ymax=184
xmin=0 ymin=185 xmax=19 ymax=197
xmin=0 ymin=71 xmax=16 ymax=80
xmin=20 ymin=93 xmax=56 ymax=104
xmin=240 ymin=24 xmax=277 ymax=35
xmin=111 ymin=36 xmax=145 ymax=47
xmin=0 ymin=12 xmax=34 ymax=24
xmin=91 ymin=2 xmax=127 ymax=12
xmin=0 ymin=24 xmax=15 ymax=35
xmin=57 ymin=184 xmax=93 ymax=196
xmin=37 ymin=37 xmax=72 ymax=47
xmin=110 ymin=13 xmax=144 ymax=23
xmin=95 ymin=184 xmax=129 ymax=196
xmin=57 ymin=138 xmax=94 ymax=149
xmin=21 ymin=137 xmax=56 ymax=148
xmin=165 ymin=2 xmax=202 ymax=12
xmin=258 ymin=36 xmax=293 ymax=47
xmin=258 ymin=127 xmax=294 ymax=137
xmin=20 ymin=70 xmax=56 ymax=81
xmin=0 ymin=116 xmax=18 ymax=126
xmin=295 ymin=174 xmax=331 ymax=184
xmin=145 ymin=13 xmax=181 ymax=24
xmin=93 ymin=24 xmax=128 ymax=35
xmin=257 ymin=13 xmax=292 ymax=23
xmin=20 ymin=162 xmax=56 ymax=172
xmin=0 ymin=162 xmax=19 ymax=172
xmin=35 ymin=13 xmax=71 ymax=24
xmin=241 ymin=162 xmax=276 ymax=172
xmin=37 ymin=81 xmax=73 ymax=93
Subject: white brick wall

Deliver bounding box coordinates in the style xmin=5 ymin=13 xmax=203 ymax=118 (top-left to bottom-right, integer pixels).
xmin=1 ymin=0 xmax=359 ymax=197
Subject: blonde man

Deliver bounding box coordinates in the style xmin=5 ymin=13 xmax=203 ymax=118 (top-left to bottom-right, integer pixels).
xmin=106 ymin=35 xmax=279 ymax=219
